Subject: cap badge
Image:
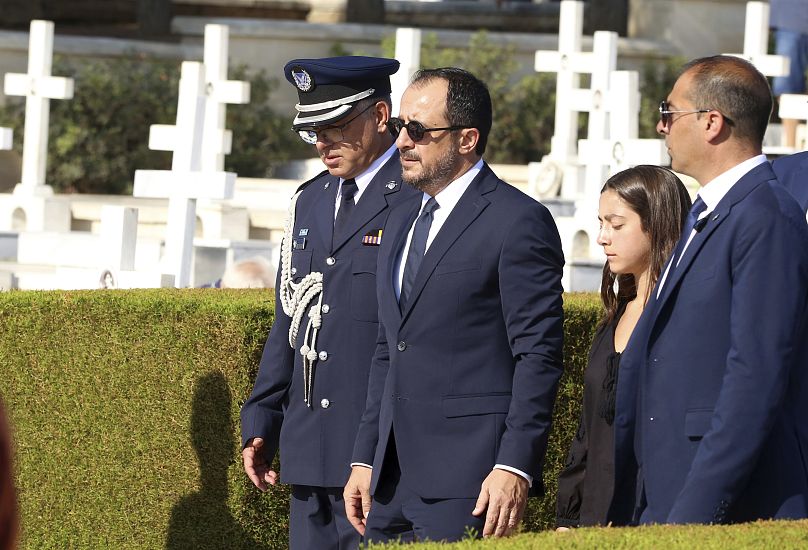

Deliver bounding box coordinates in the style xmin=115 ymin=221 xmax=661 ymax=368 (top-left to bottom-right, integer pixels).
xmin=291 ymin=67 xmax=313 ymax=92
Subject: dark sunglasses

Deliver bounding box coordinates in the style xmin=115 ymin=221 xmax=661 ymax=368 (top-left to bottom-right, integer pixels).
xmin=658 ymin=100 xmax=733 ymax=127
xmin=386 ymin=117 xmax=470 ymax=142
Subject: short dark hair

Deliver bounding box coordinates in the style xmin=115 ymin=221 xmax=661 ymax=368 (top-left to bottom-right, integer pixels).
xmin=680 ymin=55 xmax=772 ymax=147
xmin=410 ymin=67 xmax=492 ymax=155
xmin=599 ymin=165 xmax=692 ymax=327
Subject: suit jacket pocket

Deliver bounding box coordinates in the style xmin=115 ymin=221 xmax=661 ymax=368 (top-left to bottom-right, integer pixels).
xmin=442 ymin=393 xmax=512 ymax=418
xmin=435 ymin=260 xmax=480 ymax=276
xmin=291 ymin=250 xmax=312 ymax=283
xmin=351 ymin=249 xmax=379 ymax=322
xmin=685 ymin=408 xmax=714 ymax=439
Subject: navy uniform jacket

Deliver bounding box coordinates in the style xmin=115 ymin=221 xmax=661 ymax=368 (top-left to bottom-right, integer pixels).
xmin=772 ymin=150 xmax=808 ymax=213
xmin=240 ymin=153 xmax=419 ymax=488
xmin=351 ymin=163 xmax=565 ymax=499
xmin=610 ymin=161 xmax=808 ymax=525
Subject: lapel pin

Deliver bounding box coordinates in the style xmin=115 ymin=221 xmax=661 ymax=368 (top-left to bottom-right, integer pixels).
xmin=299 ymin=228 xmax=309 ymax=236
xmin=386 ymin=181 xmax=397 ymax=190
xmin=324 ymin=182 xmax=330 ymax=190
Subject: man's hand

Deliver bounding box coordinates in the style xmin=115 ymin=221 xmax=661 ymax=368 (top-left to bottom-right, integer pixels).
xmin=242 ymin=437 xmax=278 ymax=491
xmin=472 ymin=469 xmax=529 ymax=537
xmin=343 ymin=466 xmax=373 ymax=536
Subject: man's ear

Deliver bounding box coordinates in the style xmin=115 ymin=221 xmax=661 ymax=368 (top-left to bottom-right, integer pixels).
xmin=704 ymin=110 xmax=728 ymax=142
xmin=458 ymin=127 xmax=480 ymax=154
xmin=374 ymin=101 xmax=390 ymax=134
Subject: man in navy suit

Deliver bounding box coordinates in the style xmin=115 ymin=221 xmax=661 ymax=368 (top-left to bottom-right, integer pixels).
xmin=240 ymin=56 xmax=418 ymax=549
xmin=772 ymin=150 xmax=808 ymax=215
xmin=343 ymin=68 xmax=565 ymax=542
xmin=611 ymin=55 xmax=808 ymax=526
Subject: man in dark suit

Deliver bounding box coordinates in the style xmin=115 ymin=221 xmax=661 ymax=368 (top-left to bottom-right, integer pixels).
xmin=343 ymin=68 xmax=565 ymax=542
xmin=772 ymin=150 xmax=808 ymax=215
xmin=611 ymin=55 xmax=808 ymax=526
xmin=240 ymin=56 xmax=418 ymax=550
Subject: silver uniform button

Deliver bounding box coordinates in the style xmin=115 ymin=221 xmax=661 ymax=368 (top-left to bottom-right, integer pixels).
xmin=326 ymin=257 xmax=336 ymax=266
xmin=318 ymin=350 xmax=328 ymax=361
xmin=321 ymin=398 xmax=330 ymax=409
xmin=291 ymin=267 xmax=297 ymax=275
xmin=321 ymin=304 xmax=330 ymax=314
xmin=397 ymin=341 xmax=406 ymax=352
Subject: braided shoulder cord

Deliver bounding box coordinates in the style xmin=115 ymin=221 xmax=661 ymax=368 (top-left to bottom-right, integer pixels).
xmin=278 ymin=190 xmax=325 ymax=407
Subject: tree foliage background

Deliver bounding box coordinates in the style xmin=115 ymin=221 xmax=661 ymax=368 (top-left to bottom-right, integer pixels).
xmin=0 ymin=35 xmax=679 ymax=195
xmin=0 ymin=54 xmax=311 ymax=195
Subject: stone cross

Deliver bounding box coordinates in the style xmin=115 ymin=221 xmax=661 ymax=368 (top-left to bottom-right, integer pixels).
xmin=3 ymin=20 xmax=74 ymax=196
xmin=534 ymin=0 xmax=586 ymax=165
xmin=577 ymin=71 xmax=669 ymax=194
xmin=200 ymin=24 xmax=250 ymax=172
xmin=133 ymin=61 xmax=235 ymax=288
xmin=391 ymin=27 xmax=422 ymax=115
xmin=726 ymin=2 xmax=789 ymax=77
xmin=0 ymin=128 xmax=11 ymax=150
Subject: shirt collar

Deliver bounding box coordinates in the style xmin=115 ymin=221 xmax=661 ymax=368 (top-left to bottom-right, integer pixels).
xmin=420 ymin=158 xmax=485 ymax=212
xmin=341 ymin=143 xmax=397 ymax=197
xmin=697 ymin=154 xmax=767 ymax=212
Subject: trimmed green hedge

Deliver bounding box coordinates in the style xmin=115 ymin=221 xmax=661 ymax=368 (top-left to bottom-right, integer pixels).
xmin=0 ymin=290 xmax=798 ymax=549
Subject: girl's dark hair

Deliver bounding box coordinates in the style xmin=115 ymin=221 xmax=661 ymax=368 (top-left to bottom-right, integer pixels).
xmin=599 ymin=165 xmax=692 ymax=327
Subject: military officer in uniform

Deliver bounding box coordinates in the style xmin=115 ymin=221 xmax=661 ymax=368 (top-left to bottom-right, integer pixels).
xmin=240 ymin=56 xmax=419 ymax=549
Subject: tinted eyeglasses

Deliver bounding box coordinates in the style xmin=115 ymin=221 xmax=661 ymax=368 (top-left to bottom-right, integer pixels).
xmin=296 ymin=103 xmax=376 ymax=145
xmin=658 ymin=100 xmax=733 ymax=127
xmin=386 ymin=117 xmax=470 ymax=142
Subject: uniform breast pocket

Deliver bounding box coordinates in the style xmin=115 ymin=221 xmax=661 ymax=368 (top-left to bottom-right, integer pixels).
xmin=291 ymin=250 xmax=312 ymax=283
xmin=351 ymin=249 xmax=379 ymax=322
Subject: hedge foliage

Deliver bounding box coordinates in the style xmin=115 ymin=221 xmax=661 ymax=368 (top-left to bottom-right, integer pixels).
xmin=0 ymin=290 xmax=600 ymax=548
xmin=3 ymin=290 xmax=799 ymax=549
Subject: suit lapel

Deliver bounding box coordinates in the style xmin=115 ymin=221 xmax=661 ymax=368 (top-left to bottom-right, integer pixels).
xmin=400 ymin=165 xmax=497 ymax=323
xmin=383 ymin=195 xmax=421 ymax=322
xmin=310 ymin=174 xmax=340 ymax=251
xmin=332 ymin=155 xmax=403 ymax=253
xmin=653 ymin=162 xmax=775 ymax=316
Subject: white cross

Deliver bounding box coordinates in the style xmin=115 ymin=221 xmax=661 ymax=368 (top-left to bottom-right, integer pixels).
xmin=534 ymin=0 xmax=586 ymax=165
xmin=201 ymin=24 xmax=250 ymax=172
xmin=726 ymin=2 xmax=789 ymax=77
xmin=578 ymin=71 xmax=669 ymax=194
xmin=0 ymin=128 xmax=11 ymax=150
xmin=391 ymin=27 xmax=422 ymax=116
xmin=133 ymin=61 xmax=235 ymax=288
xmin=3 ymin=20 xmax=74 ymax=194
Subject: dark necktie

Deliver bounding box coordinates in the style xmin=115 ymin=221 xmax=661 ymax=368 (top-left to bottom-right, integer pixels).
xmin=333 ymin=179 xmax=358 ymax=242
xmin=400 ymin=197 xmax=439 ymax=310
xmin=668 ymin=196 xmax=708 ymax=274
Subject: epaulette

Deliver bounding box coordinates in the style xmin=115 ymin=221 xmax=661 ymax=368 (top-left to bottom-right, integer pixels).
xmin=295 ymin=169 xmax=330 ymax=195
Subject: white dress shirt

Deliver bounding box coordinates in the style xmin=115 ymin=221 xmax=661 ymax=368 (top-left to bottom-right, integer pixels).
xmin=333 ymin=144 xmax=398 ymax=220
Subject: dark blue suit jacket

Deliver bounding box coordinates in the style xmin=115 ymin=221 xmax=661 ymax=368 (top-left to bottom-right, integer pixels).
xmin=240 ymin=153 xmax=419 ymax=488
xmin=351 ymin=163 xmax=565 ymax=499
xmin=772 ymin=150 xmax=808 ymax=213
xmin=611 ymin=161 xmax=808 ymax=524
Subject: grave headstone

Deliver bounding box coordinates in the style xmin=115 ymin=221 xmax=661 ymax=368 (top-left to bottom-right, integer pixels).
xmin=3 ymin=20 xmax=74 ymax=196
xmin=391 ymin=28 xmax=422 ymax=115
xmin=134 ymin=61 xmax=236 ymax=288
xmin=726 ymin=2 xmax=789 ymax=77
xmin=201 ymin=24 xmax=250 ymax=173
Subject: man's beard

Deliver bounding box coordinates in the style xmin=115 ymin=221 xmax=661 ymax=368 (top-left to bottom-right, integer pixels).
xmin=401 ymin=145 xmax=459 ymax=193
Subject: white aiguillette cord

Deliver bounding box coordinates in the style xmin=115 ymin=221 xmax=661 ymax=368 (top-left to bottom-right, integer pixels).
xmin=279 ymin=191 xmax=324 ymax=407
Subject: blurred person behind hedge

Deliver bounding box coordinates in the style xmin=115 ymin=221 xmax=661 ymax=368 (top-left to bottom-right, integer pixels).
xmin=555 ymin=166 xmax=691 ymax=528
xmin=0 ymin=397 xmax=17 ymax=549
